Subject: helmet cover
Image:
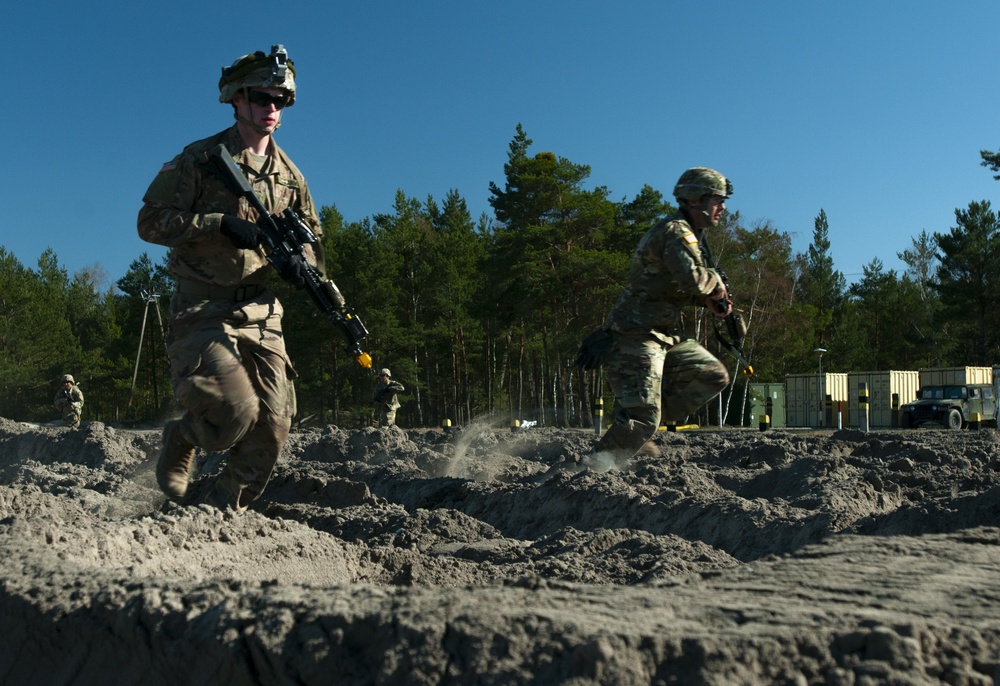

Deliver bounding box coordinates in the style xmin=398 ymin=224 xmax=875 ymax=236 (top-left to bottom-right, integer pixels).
xmin=673 ymin=167 xmax=732 ymax=201
xmin=219 ymin=44 xmax=296 ymax=105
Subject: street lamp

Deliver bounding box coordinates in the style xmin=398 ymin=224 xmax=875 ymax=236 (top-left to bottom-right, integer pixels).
xmin=813 ymin=347 xmax=827 ymax=427
xmin=813 ymin=348 xmax=827 ymax=376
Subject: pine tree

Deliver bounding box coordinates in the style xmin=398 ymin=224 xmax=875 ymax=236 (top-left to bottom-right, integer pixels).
xmin=933 ymin=200 xmax=1000 ymax=364
xmin=798 ymin=209 xmax=847 ymax=367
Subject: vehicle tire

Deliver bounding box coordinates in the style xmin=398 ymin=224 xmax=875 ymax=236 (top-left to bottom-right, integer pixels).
xmin=945 ymin=409 xmax=963 ymax=430
xmin=900 ymin=412 xmax=913 ymax=429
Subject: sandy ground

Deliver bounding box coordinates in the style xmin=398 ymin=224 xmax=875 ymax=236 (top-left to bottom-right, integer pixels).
xmin=1 ymin=416 xmax=999 ymax=685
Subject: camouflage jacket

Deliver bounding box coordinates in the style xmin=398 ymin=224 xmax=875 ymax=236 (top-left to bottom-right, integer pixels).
xmin=54 ymin=385 xmax=84 ymax=409
xmin=604 ymin=213 xmax=722 ymax=343
xmin=372 ymin=380 xmax=405 ymax=409
xmin=137 ymin=125 xmax=324 ymax=287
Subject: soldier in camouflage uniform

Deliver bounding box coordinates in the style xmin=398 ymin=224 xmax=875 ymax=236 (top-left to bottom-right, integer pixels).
xmin=372 ymin=368 xmax=405 ymax=427
xmin=137 ymin=45 xmax=323 ymax=512
xmin=54 ymin=374 xmax=84 ymax=427
xmin=593 ymin=167 xmax=734 ymax=461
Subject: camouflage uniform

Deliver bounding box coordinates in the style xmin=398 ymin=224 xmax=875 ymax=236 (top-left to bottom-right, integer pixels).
xmin=596 ymin=211 xmax=729 ymax=458
xmin=372 ymin=368 xmax=405 ymax=427
xmin=137 ymin=125 xmax=322 ymax=510
xmin=54 ymin=375 xmax=84 ymax=427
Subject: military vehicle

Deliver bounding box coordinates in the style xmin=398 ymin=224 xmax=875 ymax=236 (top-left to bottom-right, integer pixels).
xmin=899 ymin=384 xmax=998 ymax=429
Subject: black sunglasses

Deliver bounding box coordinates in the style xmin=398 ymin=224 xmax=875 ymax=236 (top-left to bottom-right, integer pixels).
xmin=247 ymin=90 xmax=290 ymax=109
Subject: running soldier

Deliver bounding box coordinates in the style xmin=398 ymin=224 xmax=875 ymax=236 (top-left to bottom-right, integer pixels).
xmin=593 ymin=167 xmax=734 ymax=461
xmin=138 ymin=45 xmax=322 ymax=511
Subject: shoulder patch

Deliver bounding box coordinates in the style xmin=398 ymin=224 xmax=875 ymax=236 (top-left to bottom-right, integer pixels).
xmin=158 ymin=160 xmax=177 ymax=174
xmin=683 ymin=232 xmax=698 ymax=245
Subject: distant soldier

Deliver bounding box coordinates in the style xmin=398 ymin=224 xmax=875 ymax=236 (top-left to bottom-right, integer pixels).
xmin=54 ymin=374 xmax=84 ymax=427
xmin=372 ymin=368 xmax=405 ymax=427
xmin=591 ymin=167 xmax=734 ymax=461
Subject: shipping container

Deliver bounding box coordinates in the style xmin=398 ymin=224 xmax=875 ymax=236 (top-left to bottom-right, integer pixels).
xmin=918 ymin=366 xmax=992 ymax=387
xmin=749 ymin=383 xmax=786 ymax=427
xmin=847 ymin=371 xmax=920 ymax=428
xmin=785 ymin=373 xmax=849 ymax=428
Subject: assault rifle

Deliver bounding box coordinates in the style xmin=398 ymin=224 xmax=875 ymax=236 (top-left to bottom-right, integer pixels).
xmin=204 ymin=144 xmax=372 ymax=370
xmin=698 ymin=235 xmax=754 ymax=376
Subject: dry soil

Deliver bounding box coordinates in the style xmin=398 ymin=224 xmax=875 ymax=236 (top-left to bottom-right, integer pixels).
xmin=1 ymin=418 xmax=999 ymax=685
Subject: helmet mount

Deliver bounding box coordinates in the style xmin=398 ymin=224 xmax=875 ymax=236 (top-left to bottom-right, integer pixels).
xmin=218 ymin=44 xmax=296 ymax=106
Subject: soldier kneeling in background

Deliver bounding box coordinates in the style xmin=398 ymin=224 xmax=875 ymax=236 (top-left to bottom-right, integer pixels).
xmin=54 ymin=374 xmax=84 ymax=428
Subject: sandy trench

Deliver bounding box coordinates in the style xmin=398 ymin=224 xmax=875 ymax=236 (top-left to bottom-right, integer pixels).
xmin=1 ymin=417 xmax=999 ymax=684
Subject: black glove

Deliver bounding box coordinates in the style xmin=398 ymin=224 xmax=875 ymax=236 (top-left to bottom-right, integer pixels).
xmin=279 ymin=254 xmax=307 ymax=288
xmin=575 ymin=328 xmax=614 ymax=370
xmin=220 ymin=215 xmax=263 ymax=249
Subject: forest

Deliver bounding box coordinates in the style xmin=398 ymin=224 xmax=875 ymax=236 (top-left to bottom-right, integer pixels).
xmin=3 ymin=124 xmax=1000 ymax=429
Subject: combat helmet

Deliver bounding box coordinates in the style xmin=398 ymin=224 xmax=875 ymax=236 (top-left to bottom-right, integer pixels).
xmin=218 ymin=45 xmax=296 ymax=106
xmin=62 ymin=374 xmax=75 ymax=384
xmin=673 ymin=167 xmax=733 ymax=202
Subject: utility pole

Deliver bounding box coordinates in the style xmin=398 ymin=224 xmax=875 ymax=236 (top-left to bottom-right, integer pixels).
xmin=126 ymin=290 xmax=166 ymax=420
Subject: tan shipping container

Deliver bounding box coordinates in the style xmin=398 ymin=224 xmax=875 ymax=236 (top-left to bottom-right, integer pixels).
xmin=847 ymin=371 xmax=920 ymax=428
xmin=918 ymin=366 xmax=992 ymax=387
xmin=786 ymin=373 xmax=849 ymax=428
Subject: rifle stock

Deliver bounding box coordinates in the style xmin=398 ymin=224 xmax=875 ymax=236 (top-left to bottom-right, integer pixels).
xmin=205 ymin=144 xmax=372 ymax=369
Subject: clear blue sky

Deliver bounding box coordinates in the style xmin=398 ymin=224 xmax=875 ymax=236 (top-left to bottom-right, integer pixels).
xmin=5 ymin=1 xmax=999 ymax=289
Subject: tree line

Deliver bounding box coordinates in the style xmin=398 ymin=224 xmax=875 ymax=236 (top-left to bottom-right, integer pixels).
xmin=3 ymin=124 xmax=999 ymax=428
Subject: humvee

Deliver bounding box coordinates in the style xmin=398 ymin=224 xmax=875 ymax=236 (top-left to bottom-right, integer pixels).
xmin=899 ymin=384 xmax=998 ymax=430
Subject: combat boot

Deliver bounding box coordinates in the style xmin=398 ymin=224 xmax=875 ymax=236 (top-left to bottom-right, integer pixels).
xmin=156 ymin=420 xmax=197 ymax=499
xmin=204 ymin=481 xmax=249 ymax=514
xmin=594 ymin=422 xmax=642 ymax=458
xmin=637 ymin=440 xmax=660 ymax=458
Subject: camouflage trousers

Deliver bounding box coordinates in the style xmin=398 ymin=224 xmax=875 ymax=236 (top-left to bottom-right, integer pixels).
xmin=378 ymin=406 xmax=398 ymax=427
xmin=166 ymin=289 xmax=296 ymax=510
xmin=598 ymin=334 xmax=729 ymax=457
xmin=59 ymin=404 xmax=83 ymax=427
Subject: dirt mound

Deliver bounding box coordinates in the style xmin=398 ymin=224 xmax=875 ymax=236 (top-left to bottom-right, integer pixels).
xmin=1 ymin=417 xmax=999 ymax=684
